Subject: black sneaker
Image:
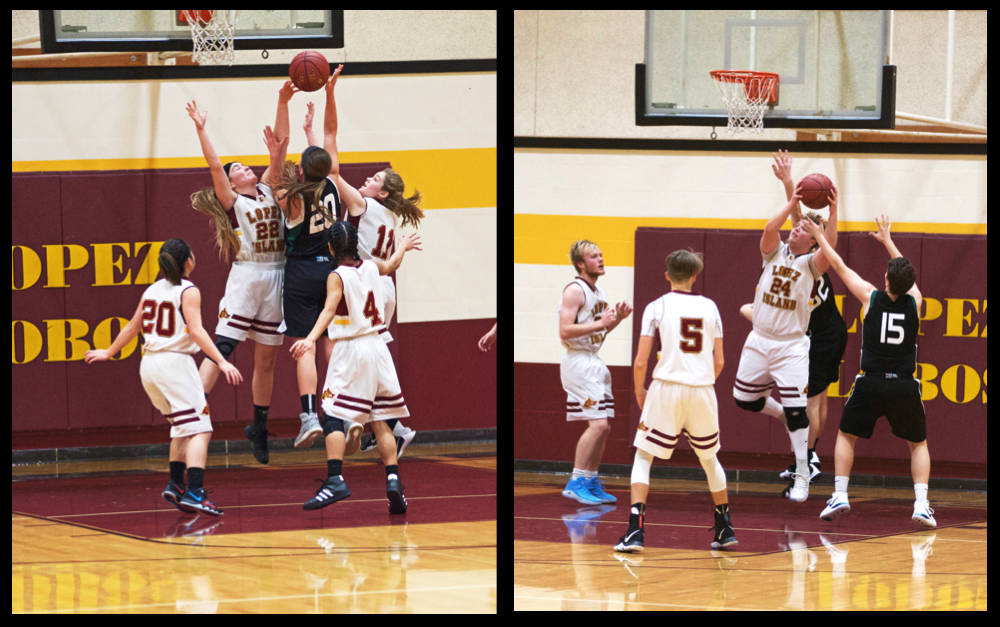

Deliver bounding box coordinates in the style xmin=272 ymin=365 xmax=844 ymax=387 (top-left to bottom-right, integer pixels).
xmin=244 ymin=425 xmax=270 ymax=464
xmin=179 ymin=487 xmax=223 ymax=516
xmin=710 ymin=510 xmax=738 ymax=549
xmin=614 ymin=528 xmax=644 ymax=553
xmin=359 ymin=432 xmax=377 ymax=452
xmin=162 ymin=480 xmax=186 ymax=511
xmin=387 ymin=477 xmax=407 ymax=514
xmin=303 ymin=476 xmax=351 ymax=511
xmin=779 ymin=451 xmax=821 ymax=481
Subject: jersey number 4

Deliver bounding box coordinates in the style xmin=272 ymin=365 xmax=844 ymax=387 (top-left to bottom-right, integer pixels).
xmin=362 ymin=291 xmax=384 ymax=328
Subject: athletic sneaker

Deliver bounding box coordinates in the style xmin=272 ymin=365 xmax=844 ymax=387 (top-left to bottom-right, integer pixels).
xmin=387 ymin=477 xmax=408 ymax=514
xmin=710 ymin=509 xmax=739 ymax=549
xmin=162 ymin=480 xmax=186 ymax=511
xmin=614 ymin=528 xmax=645 ymax=553
xmin=294 ymin=412 xmax=323 ymax=449
xmin=344 ymin=419 xmax=364 ymax=454
xmin=819 ymin=492 xmax=851 ymax=521
xmin=562 ymin=476 xmax=602 ymax=505
xmin=912 ymin=501 xmax=937 ymax=528
xmin=583 ymin=476 xmax=617 ymax=504
xmin=395 ymin=427 xmax=417 ymax=458
xmin=787 ymin=472 xmax=810 ymax=503
xmin=303 ymin=476 xmax=351 ymax=511
xmin=779 ymin=450 xmax=821 ymax=481
xmin=244 ymin=424 xmax=270 ymax=464
xmin=359 ymin=432 xmax=377 ymax=452
xmin=178 ymin=487 xmax=223 ymax=516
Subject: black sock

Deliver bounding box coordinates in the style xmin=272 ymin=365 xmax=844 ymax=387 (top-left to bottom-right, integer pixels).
xmin=170 ymin=461 xmax=186 ymax=486
xmin=385 ymin=464 xmax=399 ymax=479
xmin=301 ymin=395 xmax=316 ymax=415
xmin=187 ymin=467 xmax=205 ymax=491
xmin=715 ymin=503 xmax=729 ymax=516
xmin=385 ymin=419 xmax=399 ymax=432
xmin=327 ymin=459 xmax=343 ymax=478
xmin=253 ymin=405 xmax=269 ymax=429
xmin=629 ymin=502 xmax=646 ymax=531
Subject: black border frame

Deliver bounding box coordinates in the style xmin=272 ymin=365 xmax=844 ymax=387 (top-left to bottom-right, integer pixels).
xmin=635 ymin=63 xmax=897 ymax=130
xmin=38 ymin=10 xmax=344 ymax=53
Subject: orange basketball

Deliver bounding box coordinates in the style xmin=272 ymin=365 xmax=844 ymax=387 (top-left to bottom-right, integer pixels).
xmin=289 ymin=50 xmax=330 ymax=92
xmin=798 ymin=173 xmax=833 ymax=209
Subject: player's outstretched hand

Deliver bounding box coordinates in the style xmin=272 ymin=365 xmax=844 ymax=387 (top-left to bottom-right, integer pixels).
xmin=868 ymin=213 xmax=892 ymax=245
xmin=325 ymin=64 xmax=344 ymax=95
xmin=477 ymin=323 xmax=497 ymax=352
xmin=289 ymin=338 xmax=315 ymax=360
xmin=771 ymin=149 xmax=792 ymax=182
xmin=219 ymin=361 xmax=243 ymax=386
xmin=400 ymin=232 xmax=422 ymax=252
xmin=186 ymin=101 xmax=207 ymax=129
xmin=263 ymin=125 xmax=288 ymax=155
xmin=827 ymin=184 xmax=839 ymax=211
xmin=83 ymin=349 xmax=111 ymax=364
xmin=616 ymin=301 xmax=633 ymax=320
xmin=800 ymin=215 xmax=823 ymax=239
xmin=279 ymin=80 xmax=299 ymax=103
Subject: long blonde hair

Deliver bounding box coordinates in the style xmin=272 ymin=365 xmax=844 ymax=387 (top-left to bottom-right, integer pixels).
xmin=190 ymin=189 xmax=240 ymax=263
xmin=381 ymin=168 xmax=423 ymax=228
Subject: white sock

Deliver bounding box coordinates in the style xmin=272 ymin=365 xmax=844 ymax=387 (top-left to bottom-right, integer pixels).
xmin=834 ymin=475 xmax=849 ymax=495
xmin=914 ymin=483 xmax=929 ymax=503
xmin=788 ymin=428 xmax=810 ymax=474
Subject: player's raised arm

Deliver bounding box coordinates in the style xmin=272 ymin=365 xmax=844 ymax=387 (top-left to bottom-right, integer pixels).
xmin=823 ymin=184 xmax=840 ymax=249
xmin=375 ymin=232 xmax=422 ymax=276
xmin=262 ymin=81 xmax=296 ymax=187
xmin=761 ymin=187 xmax=803 ymax=256
xmin=322 ymin=64 xmax=366 ymax=216
xmin=772 ymin=149 xmax=795 ymax=204
xmin=869 ymin=214 xmax=922 ymax=309
xmin=186 ymin=101 xmax=237 ymax=211
xmin=801 ymin=217 xmax=875 ymax=307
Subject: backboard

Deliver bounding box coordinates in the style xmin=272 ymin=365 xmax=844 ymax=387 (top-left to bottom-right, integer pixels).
xmin=636 ymin=10 xmax=894 ymax=129
xmin=39 ymin=10 xmax=343 ymax=53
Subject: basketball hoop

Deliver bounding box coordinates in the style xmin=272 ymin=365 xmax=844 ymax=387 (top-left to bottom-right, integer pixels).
xmin=182 ymin=10 xmax=237 ymax=66
xmin=710 ymin=70 xmax=779 ymax=135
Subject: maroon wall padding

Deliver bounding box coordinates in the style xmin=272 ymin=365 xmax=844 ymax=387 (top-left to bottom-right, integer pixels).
xmin=513 ymin=227 xmax=985 ymax=467
xmin=12 ymin=164 xmax=496 ymax=448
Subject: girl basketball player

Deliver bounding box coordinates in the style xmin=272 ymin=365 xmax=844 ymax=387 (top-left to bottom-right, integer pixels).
xmin=288 ymin=221 xmax=421 ymax=512
xmin=185 ymin=88 xmax=293 ymax=465
xmin=308 ymin=64 xmax=423 ymax=455
xmin=84 ymin=239 xmax=242 ymax=516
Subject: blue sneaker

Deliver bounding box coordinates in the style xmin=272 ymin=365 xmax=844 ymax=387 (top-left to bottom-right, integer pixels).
xmin=584 ymin=476 xmax=617 ymax=504
xmin=562 ymin=476 xmax=602 ymax=505
xmin=178 ymin=487 xmax=223 ymax=516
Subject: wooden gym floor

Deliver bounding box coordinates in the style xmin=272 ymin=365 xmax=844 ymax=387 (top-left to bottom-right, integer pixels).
xmin=514 ymin=472 xmax=986 ymax=611
xmin=13 ymin=441 xmax=497 ymax=614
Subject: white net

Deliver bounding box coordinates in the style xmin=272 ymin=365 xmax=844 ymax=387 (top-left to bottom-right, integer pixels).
xmin=711 ymin=71 xmax=779 ymax=135
xmin=184 ymin=10 xmax=237 ymax=66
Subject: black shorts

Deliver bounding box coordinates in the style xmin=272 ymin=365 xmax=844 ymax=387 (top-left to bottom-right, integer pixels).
xmin=282 ymin=255 xmax=333 ymax=338
xmin=839 ymin=374 xmax=927 ymax=442
xmin=807 ymin=331 xmax=848 ymax=398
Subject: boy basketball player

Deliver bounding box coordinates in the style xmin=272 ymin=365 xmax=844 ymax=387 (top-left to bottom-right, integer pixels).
xmin=802 ymin=216 xmax=936 ymax=528
xmin=559 ymin=240 xmax=632 ymax=505
xmin=732 ymin=183 xmax=837 ymax=503
xmin=614 ymin=250 xmax=736 ymax=553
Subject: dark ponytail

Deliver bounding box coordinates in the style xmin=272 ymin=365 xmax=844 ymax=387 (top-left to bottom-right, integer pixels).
xmin=159 ymin=239 xmax=192 ymax=285
xmin=328 ymin=221 xmax=360 ymax=269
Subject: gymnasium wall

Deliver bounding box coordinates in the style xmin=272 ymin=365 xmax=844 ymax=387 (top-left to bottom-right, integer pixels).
xmin=513 ymin=11 xmax=986 ymax=469
xmin=11 ymin=69 xmax=497 ymax=448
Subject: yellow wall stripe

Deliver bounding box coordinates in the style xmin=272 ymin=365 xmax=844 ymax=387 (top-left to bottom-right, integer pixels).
xmin=514 ymin=214 xmax=986 ymax=266
xmin=12 ymin=147 xmax=496 ymax=211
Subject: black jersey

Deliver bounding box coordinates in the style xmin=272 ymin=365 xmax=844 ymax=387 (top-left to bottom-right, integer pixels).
xmin=284 ymin=177 xmax=342 ymax=258
xmin=808 ymin=272 xmax=847 ymax=339
xmin=860 ymin=290 xmax=919 ymax=376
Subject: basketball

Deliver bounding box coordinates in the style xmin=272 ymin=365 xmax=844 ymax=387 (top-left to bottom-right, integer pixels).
xmin=289 ymin=50 xmax=330 ymax=92
xmin=798 ymin=173 xmax=833 ymax=209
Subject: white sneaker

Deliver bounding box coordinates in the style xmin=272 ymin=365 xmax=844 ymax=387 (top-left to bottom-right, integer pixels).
xmin=295 ymin=412 xmax=323 ymax=448
xmin=912 ymin=501 xmax=937 ymax=528
xmin=787 ymin=472 xmax=810 ymax=503
xmin=395 ymin=427 xmax=417 ymax=458
xmin=344 ymin=419 xmax=364 ymax=454
xmin=819 ymin=492 xmax=851 ymax=521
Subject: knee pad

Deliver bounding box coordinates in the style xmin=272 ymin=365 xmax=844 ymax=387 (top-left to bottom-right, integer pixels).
xmin=735 ymin=397 xmax=766 ymax=413
xmin=699 ymin=455 xmax=727 ymax=493
xmin=784 ymin=406 xmax=809 ymax=431
xmin=322 ymin=415 xmax=346 ymax=436
xmin=213 ymin=336 xmax=239 ymax=361
xmin=630 ymin=448 xmax=654 ymax=486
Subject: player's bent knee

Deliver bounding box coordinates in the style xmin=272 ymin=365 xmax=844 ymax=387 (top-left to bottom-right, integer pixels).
xmin=784 ymin=406 xmax=809 ymax=431
xmin=322 ymin=415 xmax=346 ymax=436
xmin=699 ymin=455 xmax=727 ymax=493
xmin=735 ymin=397 xmax=766 ymax=413
xmin=208 ymin=336 xmax=239 ymax=363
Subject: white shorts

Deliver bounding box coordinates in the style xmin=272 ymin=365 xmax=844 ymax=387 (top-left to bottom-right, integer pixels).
xmin=320 ymin=334 xmax=409 ymax=425
xmin=215 ymin=261 xmax=284 ymax=346
xmin=733 ymin=330 xmax=810 ymax=407
xmin=561 ymin=350 xmax=614 ymax=421
xmin=634 ymin=380 xmax=720 ymax=460
xmin=139 ymin=351 xmax=213 ymax=439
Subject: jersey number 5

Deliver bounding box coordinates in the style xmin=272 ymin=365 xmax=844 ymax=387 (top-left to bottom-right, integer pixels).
xmin=880 ymin=312 xmax=906 ymax=345
xmin=680 ymin=318 xmax=703 ymax=353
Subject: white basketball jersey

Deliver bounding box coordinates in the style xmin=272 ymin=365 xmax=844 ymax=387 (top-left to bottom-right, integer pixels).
xmin=326 ymin=260 xmax=385 ymax=341
xmin=231 ymin=183 xmax=285 ymax=263
xmin=560 ymin=277 xmax=610 ymax=353
xmin=139 ymin=278 xmax=199 ymax=354
xmin=352 ymin=197 xmax=398 ymax=332
xmin=642 ymin=291 xmax=723 ymax=386
xmin=751 ymin=242 xmax=819 ymax=338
